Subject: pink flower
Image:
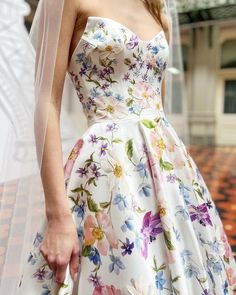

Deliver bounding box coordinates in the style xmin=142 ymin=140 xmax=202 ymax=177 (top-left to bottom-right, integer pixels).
xmin=133 ymin=82 xmax=156 ymax=101
xmin=84 ymin=210 xmax=119 ymax=255
xmin=63 ymin=138 xmax=84 ymax=180
xmin=221 ymin=230 xmax=234 ymax=259
xmin=165 ymin=248 xmax=176 ymax=264
xmin=93 ymin=285 xmax=122 ymax=295
xmin=226 ymin=266 xmax=236 ymax=286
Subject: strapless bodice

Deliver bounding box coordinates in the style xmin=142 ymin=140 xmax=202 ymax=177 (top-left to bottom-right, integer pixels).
xmin=67 ymin=16 xmax=169 ymax=125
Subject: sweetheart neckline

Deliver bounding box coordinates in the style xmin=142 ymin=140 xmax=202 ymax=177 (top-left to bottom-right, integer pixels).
xmin=68 ymin=16 xmax=165 ymax=68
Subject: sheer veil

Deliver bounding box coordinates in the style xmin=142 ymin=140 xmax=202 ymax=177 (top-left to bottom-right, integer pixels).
xmin=0 ymin=0 xmax=187 ymax=293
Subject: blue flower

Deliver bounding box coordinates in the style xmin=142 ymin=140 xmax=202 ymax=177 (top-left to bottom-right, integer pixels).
xmin=75 ymin=52 xmax=85 ymax=63
xmin=180 ymin=249 xmax=192 ymax=264
xmin=88 ymin=247 xmax=101 ymax=266
xmin=207 ymin=256 xmax=222 ymax=274
xmin=136 ymin=162 xmax=148 ymax=178
xmin=138 ymin=184 xmax=151 ymax=197
xmin=155 ymin=271 xmax=166 ymax=290
xmin=121 ymin=216 xmax=135 ymax=232
xmin=41 ymin=283 xmax=50 ymax=295
xmin=93 ymin=32 xmax=106 ymax=42
xmin=115 ymin=94 xmax=124 ymax=101
xmin=151 ymin=46 xmax=159 ymax=55
xmin=121 ymin=238 xmax=134 ymax=256
xmin=184 ymin=263 xmax=200 ymax=278
xmin=179 ymin=182 xmax=191 ymax=205
xmin=109 ymin=255 xmax=125 ymax=274
xmin=175 ymin=205 xmax=189 ymax=220
xmin=113 ymin=193 xmax=128 ymax=210
xmin=223 ymin=280 xmax=229 ymax=295
xmin=74 ymin=204 xmax=85 ymax=218
xmin=33 ymin=232 xmax=43 ymax=247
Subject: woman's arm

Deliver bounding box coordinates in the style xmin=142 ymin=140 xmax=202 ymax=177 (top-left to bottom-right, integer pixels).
xmin=38 ymin=0 xmax=81 ymax=285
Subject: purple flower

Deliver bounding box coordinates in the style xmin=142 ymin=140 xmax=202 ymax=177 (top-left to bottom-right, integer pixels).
xmin=79 ymin=67 xmax=86 ymax=76
xmin=88 ymin=134 xmax=98 ymax=144
xmin=201 ymin=289 xmax=211 ymax=295
xmin=189 ymin=203 xmax=213 ymax=227
xmin=129 ymin=63 xmax=137 ymax=71
xmin=76 ymin=167 xmax=89 ymax=178
xmin=103 ymin=68 xmax=112 ymax=75
xmin=100 ymin=142 xmax=108 ymax=156
xmin=146 ymin=62 xmax=153 ymax=70
xmin=121 ymin=238 xmax=134 ymax=256
xmin=141 ymin=211 xmax=163 ymax=238
xmin=88 ymin=273 xmax=102 ymax=288
xmin=166 ymin=173 xmax=177 ymax=183
xmin=32 ymin=268 xmax=52 ymax=281
xmin=123 ymin=73 xmax=130 ymax=81
xmin=90 ymin=163 xmax=101 ymax=179
xmin=126 ymin=35 xmax=139 ymax=50
xmin=106 ymin=123 xmax=118 ymax=132
xmin=140 ymin=211 xmax=163 ymax=258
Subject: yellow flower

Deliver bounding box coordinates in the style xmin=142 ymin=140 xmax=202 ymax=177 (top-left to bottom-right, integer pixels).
xmin=159 ymin=207 xmax=167 ymax=217
xmin=68 ymin=148 xmax=77 ymax=160
xmin=105 ymin=104 xmax=115 ymax=113
xmin=157 ymin=138 xmax=166 ymax=150
xmin=113 ymin=163 xmax=123 ymax=177
xmin=92 ymin=226 xmax=105 ymax=240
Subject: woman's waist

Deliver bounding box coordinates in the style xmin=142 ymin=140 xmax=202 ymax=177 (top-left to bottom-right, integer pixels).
xmin=86 ymin=107 xmax=166 ymax=127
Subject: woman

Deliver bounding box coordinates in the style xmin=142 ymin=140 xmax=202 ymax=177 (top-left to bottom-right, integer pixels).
xmin=18 ymin=0 xmax=236 ymax=294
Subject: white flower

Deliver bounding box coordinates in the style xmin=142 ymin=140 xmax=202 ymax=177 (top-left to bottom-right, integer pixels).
xmin=125 ymin=276 xmax=156 ymax=295
xmin=100 ymin=150 xmax=133 ymax=194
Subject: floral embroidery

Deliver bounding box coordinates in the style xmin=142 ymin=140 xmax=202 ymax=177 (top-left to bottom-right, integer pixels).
xmin=19 ymin=16 xmax=236 ymax=295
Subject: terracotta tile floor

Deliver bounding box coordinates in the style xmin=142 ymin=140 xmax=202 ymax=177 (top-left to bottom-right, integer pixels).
xmin=189 ymin=145 xmax=236 ymax=259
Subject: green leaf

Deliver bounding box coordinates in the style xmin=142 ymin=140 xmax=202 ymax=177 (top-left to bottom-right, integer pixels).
xmin=141 ymin=119 xmax=157 ymax=129
xmin=112 ymin=138 xmax=123 ymax=143
xmin=126 ymin=98 xmax=134 ymax=107
xmin=82 ymin=245 xmax=91 ymax=257
xmin=136 ymin=207 xmax=146 ymax=213
xmin=97 ymin=136 xmax=107 ymax=141
xmin=172 ymin=275 xmax=181 ymax=283
xmin=99 ymin=201 xmax=111 ymax=209
xmin=157 ymin=262 xmax=166 ymax=271
xmin=173 ymin=287 xmax=180 ymax=295
xmin=87 ymin=177 xmax=96 ymax=186
xmin=154 ymin=117 xmax=161 ymax=124
xmin=198 ymin=277 xmax=207 ymax=283
xmin=99 ymin=58 xmax=106 ymax=67
xmin=87 ymin=197 xmax=99 ymax=212
xmin=71 ymin=184 xmax=83 ymax=193
xmin=223 ymin=255 xmax=230 ymax=263
xmin=160 ymin=158 xmax=174 ymax=171
xmin=125 ymin=139 xmax=133 ymax=161
xmin=61 ymin=283 xmax=68 ymax=288
xmin=124 ymin=58 xmax=131 ymax=65
xmin=163 ymin=230 xmax=175 ymax=250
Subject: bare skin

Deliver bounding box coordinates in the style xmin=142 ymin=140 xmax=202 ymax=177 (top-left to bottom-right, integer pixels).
xmin=39 ymin=0 xmax=170 ymax=286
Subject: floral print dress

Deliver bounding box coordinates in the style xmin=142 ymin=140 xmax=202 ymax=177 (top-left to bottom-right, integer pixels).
xmin=18 ymin=16 xmax=236 ymax=295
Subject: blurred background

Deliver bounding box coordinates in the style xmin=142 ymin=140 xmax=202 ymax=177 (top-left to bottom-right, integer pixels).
xmin=23 ymin=0 xmax=236 ymax=256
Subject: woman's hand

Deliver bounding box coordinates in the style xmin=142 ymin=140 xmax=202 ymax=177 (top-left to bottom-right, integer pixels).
xmin=39 ymin=214 xmax=80 ymax=284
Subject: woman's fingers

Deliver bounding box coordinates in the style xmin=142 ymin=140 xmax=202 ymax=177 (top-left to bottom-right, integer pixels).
xmin=54 ymin=255 xmax=69 ymax=284
xmin=69 ymin=246 xmax=80 ymax=282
